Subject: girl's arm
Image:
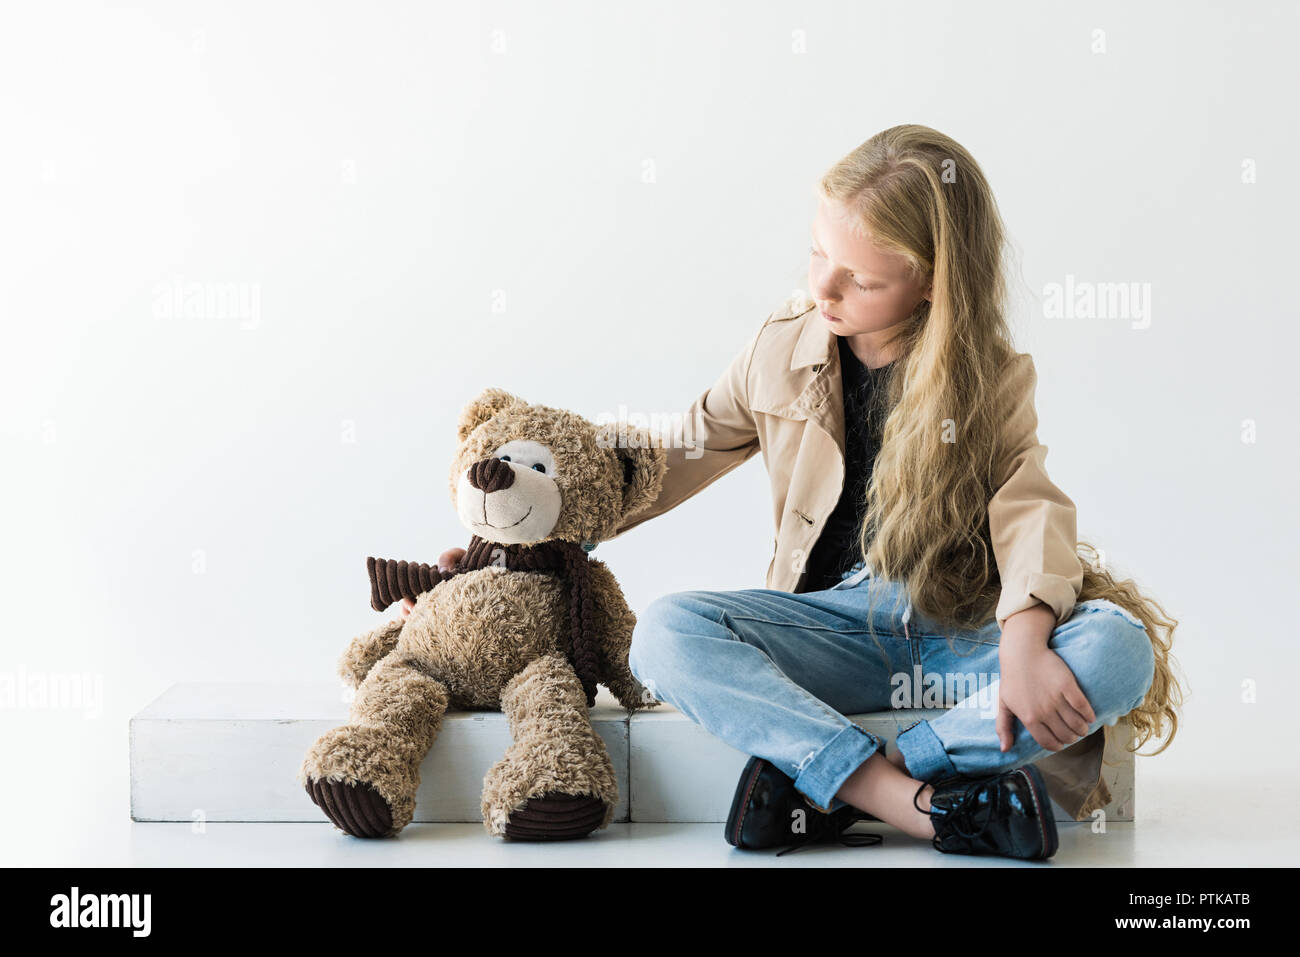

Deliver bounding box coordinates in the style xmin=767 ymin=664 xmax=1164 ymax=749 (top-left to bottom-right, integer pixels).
xmin=987 ymin=352 xmax=1084 ymax=632
xmin=608 ymin=320 xmax=766 ymax=539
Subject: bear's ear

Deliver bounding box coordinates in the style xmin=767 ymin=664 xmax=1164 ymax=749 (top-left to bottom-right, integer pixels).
xmin=457 ymin=388 xmax=525 ymax=443
xmin=599 ymin=423 xmax=668 ymax=518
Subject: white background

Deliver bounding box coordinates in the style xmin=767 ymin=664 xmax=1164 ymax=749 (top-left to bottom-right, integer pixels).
xmin=1 ymin=0 xmax=1297 ymax=863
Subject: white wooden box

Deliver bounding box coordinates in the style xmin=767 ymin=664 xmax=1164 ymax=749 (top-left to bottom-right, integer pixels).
xmin=130 ymin=683 xmax=1133 ymax=825
xmin=129 ymin=683 xmax=631 ymax=823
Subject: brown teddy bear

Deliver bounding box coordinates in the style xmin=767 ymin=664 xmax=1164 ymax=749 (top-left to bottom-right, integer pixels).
xmin=298 ymin=388 xmax=666 ymax=840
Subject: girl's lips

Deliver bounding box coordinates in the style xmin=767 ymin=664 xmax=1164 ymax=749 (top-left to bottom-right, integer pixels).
xmin=821 ymin=308 xmax=841 ymax=322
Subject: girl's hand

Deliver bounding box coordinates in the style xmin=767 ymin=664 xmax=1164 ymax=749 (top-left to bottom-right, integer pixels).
xmin=996 ymin=611 xmax=1096 ymax=753
xmin=396 ymin=547 xmax=467 ymax=620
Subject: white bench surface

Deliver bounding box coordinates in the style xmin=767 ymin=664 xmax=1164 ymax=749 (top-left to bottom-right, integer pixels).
xmin=130 ymin=683 xmax=1130 ymax=824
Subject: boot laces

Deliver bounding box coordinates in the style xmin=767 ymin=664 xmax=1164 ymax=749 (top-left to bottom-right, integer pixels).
xmin=915 ymin=769 xmax=1019 ymax=849
xmin=775 ymin=806 xmax=883 ymax=857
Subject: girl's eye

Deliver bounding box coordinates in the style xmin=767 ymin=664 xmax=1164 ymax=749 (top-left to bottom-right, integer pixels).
xmin=811 ymin=245 xmax=874 ymax=292
xmin=499 ymin=455 xmax=511 ymax=462
xmin=531 ymin=463 xmax=546 ymax=473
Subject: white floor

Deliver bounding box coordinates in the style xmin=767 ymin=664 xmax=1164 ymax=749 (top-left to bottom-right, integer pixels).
xmin=7 ymin=670 xmax=1297 ymax=867
xmin=8 ymin=766 xmax=1294 ymax=867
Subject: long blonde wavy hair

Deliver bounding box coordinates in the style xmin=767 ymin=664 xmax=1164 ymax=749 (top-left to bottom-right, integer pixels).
xmin=819 ymin=124 xmax=1183 ymax=756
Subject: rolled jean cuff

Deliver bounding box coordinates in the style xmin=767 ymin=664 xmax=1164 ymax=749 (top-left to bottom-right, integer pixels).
xmin=792 ymin=723 xmax=881 ymax=811
xmin=894 ymin=719 xmax=958 ymax=782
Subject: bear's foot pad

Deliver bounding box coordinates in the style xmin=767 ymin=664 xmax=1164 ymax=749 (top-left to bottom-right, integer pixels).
xmin=305 ymin=778 xmax=393 ymax=838
xmin=504 ymin=793 xmax=607 ymax=841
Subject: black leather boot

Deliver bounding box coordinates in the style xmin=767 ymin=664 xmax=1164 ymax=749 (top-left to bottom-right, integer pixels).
xmin=725 ymin=756 xmax=881 ymax=855
xmin=916 ymin=763 xmax=1058 ymax=860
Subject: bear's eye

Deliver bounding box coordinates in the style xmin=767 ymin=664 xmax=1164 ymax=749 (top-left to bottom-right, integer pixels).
xmin=492 ymin=440 xmax=556 ymax=479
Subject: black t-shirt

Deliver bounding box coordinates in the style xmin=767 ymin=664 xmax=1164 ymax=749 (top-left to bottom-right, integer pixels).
xmin=800 ymin=336 xmax=897 ymax=592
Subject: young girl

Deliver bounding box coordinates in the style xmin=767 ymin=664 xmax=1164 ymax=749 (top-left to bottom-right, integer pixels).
xmin=422 ymin=124 xmax=1183 ymax=860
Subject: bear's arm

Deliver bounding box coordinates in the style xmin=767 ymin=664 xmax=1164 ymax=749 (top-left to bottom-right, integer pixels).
xmin=586 ymin=558 xmax=658 ymax=712
xmin=337 ymin=618 xmax=404 ymax=689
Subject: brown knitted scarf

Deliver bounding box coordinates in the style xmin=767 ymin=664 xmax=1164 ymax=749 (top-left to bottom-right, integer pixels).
xmin=366 ymin=536 xmax=601 ymax=706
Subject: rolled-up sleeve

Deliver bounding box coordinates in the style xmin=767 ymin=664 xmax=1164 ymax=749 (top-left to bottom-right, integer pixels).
xmin=989 ymin=354 xmax=1084 ymax=631
xmin=609 ymin=320 xmax=765 ymax=538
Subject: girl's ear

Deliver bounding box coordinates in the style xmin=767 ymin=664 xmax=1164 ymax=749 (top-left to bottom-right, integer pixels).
xmin=915 ymin=267 xmax=933 ymax=303
xmin=457 ymin=388 xmax=524 ymax=442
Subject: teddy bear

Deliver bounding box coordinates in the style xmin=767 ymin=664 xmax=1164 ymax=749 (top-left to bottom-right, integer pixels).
xmin=298 ymin=387 xmax=667 ymax=840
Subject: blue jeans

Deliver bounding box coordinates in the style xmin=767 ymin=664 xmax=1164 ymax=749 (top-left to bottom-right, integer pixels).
xmin=628 ymin=561 xmax=1156 ymax=811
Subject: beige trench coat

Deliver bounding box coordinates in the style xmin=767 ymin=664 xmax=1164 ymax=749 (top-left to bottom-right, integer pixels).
xmin=613 ymin=295 xmax=1128 ymax=821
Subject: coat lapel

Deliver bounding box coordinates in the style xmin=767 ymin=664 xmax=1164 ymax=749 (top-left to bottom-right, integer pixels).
xmin=761 ymin=312 xmax=846 ymax=462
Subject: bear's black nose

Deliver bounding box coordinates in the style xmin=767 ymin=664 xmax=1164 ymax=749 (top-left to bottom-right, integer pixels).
xmin=468 ymin=456 xmax=516 ymax=493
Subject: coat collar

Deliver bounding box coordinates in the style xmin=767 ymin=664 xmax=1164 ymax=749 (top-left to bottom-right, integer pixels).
xmin=773 ymin=307 xmax=846 ymax=459
xmin=746 ymin=300 xmax=846 ymax=459
xmin=789 ymin=303 xmax=833 ymax=371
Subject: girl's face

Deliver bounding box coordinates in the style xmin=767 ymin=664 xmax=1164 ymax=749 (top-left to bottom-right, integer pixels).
xmin=807 ymin=198 xmax=931 ymax=346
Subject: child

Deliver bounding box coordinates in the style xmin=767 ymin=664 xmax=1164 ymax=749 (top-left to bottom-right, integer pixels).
xmin=617 ymin=124 xmax=1182 ymax=860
